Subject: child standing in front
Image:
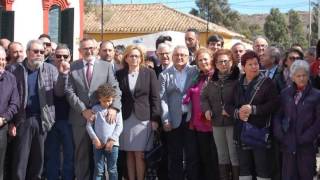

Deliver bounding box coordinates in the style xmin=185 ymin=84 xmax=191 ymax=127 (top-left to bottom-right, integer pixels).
xmin=86 ymin=83 xmax=123 ymax=180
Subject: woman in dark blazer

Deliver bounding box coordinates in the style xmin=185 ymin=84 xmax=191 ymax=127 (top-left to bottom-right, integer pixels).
xmin=116 ymin=45 xmax=160 ymax=180
xmin=273 ymin=60 xmax=320 ymax=180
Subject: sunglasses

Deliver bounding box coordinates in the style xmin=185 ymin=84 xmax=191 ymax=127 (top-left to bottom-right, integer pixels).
xmin=32 ymin=49 xmax=45 ymax=55
xmin=44 ymin=42 xmax=51 ymax=47
xmin=55 ymin=54 xmax=69 ymax=59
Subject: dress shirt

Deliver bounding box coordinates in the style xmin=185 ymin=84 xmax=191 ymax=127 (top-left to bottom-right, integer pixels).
xmin=173 ymin=65 xmax=188 ymax=92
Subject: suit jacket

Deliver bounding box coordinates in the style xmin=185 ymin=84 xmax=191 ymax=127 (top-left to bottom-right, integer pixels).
xmin=159 ymin=65 xmax=198 ymax=129
xmin=116 ymin=67 xmax=160 ymax=122
xmin=66 ymin=59 xmax=121 ymax=126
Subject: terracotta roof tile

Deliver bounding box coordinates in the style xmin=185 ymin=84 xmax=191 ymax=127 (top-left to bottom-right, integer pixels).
xmin=84 ymin=3 xmax=245 ymax=38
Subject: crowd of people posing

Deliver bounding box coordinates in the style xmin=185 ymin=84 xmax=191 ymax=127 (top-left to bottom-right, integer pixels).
xmin=0 ymin=28 xmax=320 ymax=180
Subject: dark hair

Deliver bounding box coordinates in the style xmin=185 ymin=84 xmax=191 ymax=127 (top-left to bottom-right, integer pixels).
xmin=155 ymin=35 xmax=172 ymax=49
xmin=115 ymin=45 xmax=126 ymax=54
xmin=241 ymin=50 xmax=260 ymax=66
xmin=283 ymin=48 xmax=304 ymax=67
xmin=207 ymin=35 xmax=224 ymax=47
xmin=38 ymin=34 xmax=51 ymax=41
xmin=99 ymin=40 xmax=114 ymax=49
xmin=96 ymin=83 xmax=117 ymax=99
xmin=213 ymin=49 xmax=235 ymax=67
xmin=186 ymin=28 xmax=200 ymax=36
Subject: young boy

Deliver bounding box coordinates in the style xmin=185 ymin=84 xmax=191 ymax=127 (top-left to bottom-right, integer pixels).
xmin=86 ymin=83 xmax=123 ymax=180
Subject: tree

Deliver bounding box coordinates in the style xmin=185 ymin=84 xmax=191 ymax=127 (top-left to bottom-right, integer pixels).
xmin=288 ymin=9 xmax=308 ymax=48
xmin=189 ymin=0 xmax=240 ymax=30
xmin=311 ymin=2 xmax=319 ymax=46
xmin=264 ymin=8 xmax=289 ymax=48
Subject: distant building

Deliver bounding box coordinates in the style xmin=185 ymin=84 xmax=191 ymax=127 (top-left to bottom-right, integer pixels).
xmin=84 ymin=3 xmax=249 ymax=49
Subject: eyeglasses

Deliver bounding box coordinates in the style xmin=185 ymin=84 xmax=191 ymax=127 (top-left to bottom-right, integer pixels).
xmin=43 ymin=42 xmax=51 ymax=47
xmin=129 ymin=55 xmax=140 ymax=58
xmin=216 ymin=60 xmax=230 ymax=65
xmin=31 ymin=49 xmax=45 ymax=55
xmin=173 ymin=54 xmax=188 ymax=58
xmin=56 ymin=54 xmax=69 ymax=59
xmin=288 ymin=56 xmax=300 ymax=61
xmin=81 ymin=47 xmax=95 ymax=51
xmin=158 ymin=52 xmax=169 ymax=56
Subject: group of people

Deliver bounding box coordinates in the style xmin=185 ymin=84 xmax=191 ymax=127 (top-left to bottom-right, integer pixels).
xmin=0 ymin=27 xmax=320 ymax=180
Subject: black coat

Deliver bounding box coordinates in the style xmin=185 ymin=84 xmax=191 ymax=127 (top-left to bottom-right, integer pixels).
xmin=116 ymin=67 xmax=161 ymax=122
xmin=226 ymin=73 xmax=279 ymax=147
xmin=201 ymin=66 xmax=240 ymax=126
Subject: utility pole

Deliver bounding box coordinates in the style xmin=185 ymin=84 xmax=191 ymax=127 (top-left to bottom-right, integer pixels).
xmin=309 ymin=0 xmax=312 ymax=47
xmin=318 ymin=0 xmax=320 ymax=40
xmin=101 ymin=0 xmax=104 ymax=41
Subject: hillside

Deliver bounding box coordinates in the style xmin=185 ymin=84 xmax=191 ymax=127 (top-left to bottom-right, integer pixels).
xmin=240 ymin=11 xmax=311 ymax=33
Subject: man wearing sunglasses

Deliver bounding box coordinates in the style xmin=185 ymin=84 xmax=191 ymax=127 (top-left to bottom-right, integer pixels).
xmin=7 ymin=39 xmax=69 ymax=180
xmin=38 ymin=34 xmax=53 ymax=63
xmin=44 ymin=44 xmax=74 ymax=180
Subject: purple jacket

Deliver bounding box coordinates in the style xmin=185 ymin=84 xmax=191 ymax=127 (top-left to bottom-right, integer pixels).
xmin=273 ymin=83 xmax=320 ymax=153
xmin=273 ymin=83 xmax=320 ymax=179
xmin=0 ymin=71 xmax=19 ymax=122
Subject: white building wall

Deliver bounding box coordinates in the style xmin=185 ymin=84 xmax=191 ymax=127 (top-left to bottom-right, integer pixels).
xmin=68 ymin=0 xmax=80 ymax=59
xmin=11 ymin=0 xmax=81 ymax=59
xmin=12 ymin=0 xmax=44 ymax=48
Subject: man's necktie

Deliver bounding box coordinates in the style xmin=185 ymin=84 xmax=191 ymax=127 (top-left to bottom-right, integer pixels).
xmin=86 ymin=61 xmax=93 ymax=86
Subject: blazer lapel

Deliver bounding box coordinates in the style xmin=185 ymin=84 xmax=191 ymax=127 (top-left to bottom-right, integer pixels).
xmin=123 ymin=68 xmax=133 ymax=98
xmin=89 ymin=60 xmax=99 ymax=91
xmin=133 ymin=67 xmax=144 ymax=96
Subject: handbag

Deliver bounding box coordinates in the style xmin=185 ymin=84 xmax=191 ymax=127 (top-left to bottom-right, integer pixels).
xmin=144 ymin=130 xmax=163 ymax=169
xmin=240 ymin=77 xmax=270 ymax=148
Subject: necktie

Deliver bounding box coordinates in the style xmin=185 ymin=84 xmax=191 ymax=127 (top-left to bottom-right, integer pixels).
xmin=86 ymin=61 xmax=93 ymax=86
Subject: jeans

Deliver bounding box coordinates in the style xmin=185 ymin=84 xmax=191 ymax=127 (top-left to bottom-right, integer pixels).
xmin=45 ymin=120 xmax=74 ymax=180
xmin=94 ymin=146 xmax=119 ymax=180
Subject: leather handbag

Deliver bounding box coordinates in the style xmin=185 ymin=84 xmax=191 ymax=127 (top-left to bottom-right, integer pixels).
xmin=240 ymin=77 xmax=270 ymax=148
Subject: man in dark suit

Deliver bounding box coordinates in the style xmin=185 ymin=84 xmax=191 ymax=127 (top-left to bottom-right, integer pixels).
xmin=154 ymin=43 xmax=172 ymax=78
xmin=66 ymin=38 xmax=121 ymax=180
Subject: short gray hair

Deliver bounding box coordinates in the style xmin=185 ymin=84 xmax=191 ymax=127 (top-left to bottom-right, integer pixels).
xmin=26 ymin=40 xmax=44 ymax=51
xmin=173 ymin=45 xmax=188 ymax=53
xmin=290 ymin=60 xmax=310 ymax=78
xmin=157 ymin=43 xmax=171 ymax=52
xmin=56 ymin=43 xmax=70 ymax=54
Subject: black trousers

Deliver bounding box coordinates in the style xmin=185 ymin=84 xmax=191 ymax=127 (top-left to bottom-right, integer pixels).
xmin=237 ymin=147 xmax=271 ymax=178
xmin=0 ymin=125 xmax=8 ymax=180
xmin=195 ymin=131 xmax=220 ymax=180
xmin=11 ymin=116 xmax=46 ymax=180
xmin=166 ymin=115 xmax=199 ymax=180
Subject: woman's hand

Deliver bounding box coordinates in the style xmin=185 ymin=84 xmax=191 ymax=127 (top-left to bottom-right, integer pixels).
xmin=205 ymin=110 xmax=212 ymax=121
xmin=239 ymin=104 xmax=252 ymax=121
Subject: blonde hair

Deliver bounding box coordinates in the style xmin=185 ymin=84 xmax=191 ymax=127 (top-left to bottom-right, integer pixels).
xmin=122 ymin=45 xmax=145 ymax=69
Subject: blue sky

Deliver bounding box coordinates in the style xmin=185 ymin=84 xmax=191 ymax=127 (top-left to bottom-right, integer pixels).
xmin=106 ymin=0 xmax=311 ymax=15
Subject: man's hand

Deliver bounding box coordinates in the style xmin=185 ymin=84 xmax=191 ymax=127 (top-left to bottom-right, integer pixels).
xmin=0 ymin=117 xmax=4 ymax=127
xmin=105 ymin=139 xmax=115 ymax=152
xmin=58 ymin=61 xmax=70 ymax=75
xmin=82 ymin=109 xmax=95 ymax=122
xmin=205 ymin=110 xmax=212 ymax=121
xmin=8 ymin=123 xmax=16 ymax=137
xmin=163 ymin=121 xmax=172 ymax=132
xmin=106 ymin=107 xmax=117 ymax=124
xmin=93 ymin=138 xmax=103 ymax=149
xmin=151 ymin=121 xmax=159 ymax=131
